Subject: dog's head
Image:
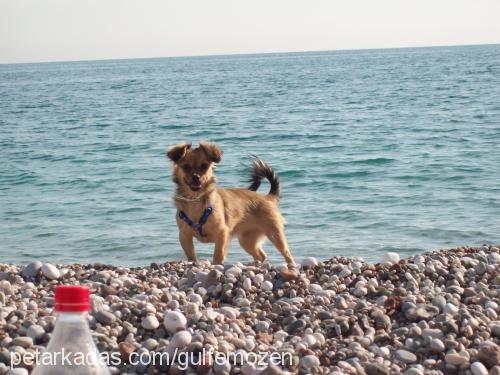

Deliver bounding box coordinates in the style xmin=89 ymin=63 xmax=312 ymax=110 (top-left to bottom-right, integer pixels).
xmin=167 ymin=142 xmax=222 ymax=193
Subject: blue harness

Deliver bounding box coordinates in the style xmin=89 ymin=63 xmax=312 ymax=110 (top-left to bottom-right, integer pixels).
xmin=178 ymin=205 xmax=213 ymax=237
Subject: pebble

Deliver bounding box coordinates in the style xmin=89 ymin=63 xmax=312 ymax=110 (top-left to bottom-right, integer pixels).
xmin=144 ymin=338 xmax=158 ymax=350
xmin=95 ymin=310 xmax=116 ymax=325
xmin=213 ymin=357 xmax=231 ymax=373
xmin=280 ymin=268 xmax=298 ymax=280
xmin=477 ymin=341 xmax=500 ymax=368
xmin=302 ymin=334 xmax=317 ymax=347
xmin=0 ymin=245 xmax=498 ymax=374
xmin=170 ymin=330 xmax=191 ymax=348
xmin=443 ymin=303 xmax=459 ymax=315
xmin=141 ymin=315 xmax=159 ymax=330
xmin=364 ymin=363 xmax=390 ymax=375
xmin=422 ymin=328 xmax=443 ymax=341
xmin=26 ymin=324 xmax=45 ymax=340
xmin=404 ymin=368 xmax=423 ymax=375
xmin=430 ymin=338 xmax=445 ymax=353
xmin=395 ymin=349 xmax=417 ymax=364
xmin=118 ymin=341 xmax=135 ymax=362
xmin=300 ymin=257 xmax=318 ymax=268
xmin=21 ymin=261 xmax=43 ymax=278
xmin=431 ymin=295 xmax=446 ymax=311
xmin=225 ymin=266 xmax=242 ymax=278
xmin=11 ymin=336 xmax=33 ymax=348
xmin=445 ymin=352 xmax=469 ymax=365
xmin=219 ymin=306 xmax=239 ymax=319
xmin=0 ymin=281 xmax=11 ymax=295
xmin=470 ymin=362 xmax=488 ymax=375
xmin=8 ymin=369 xmax=29 ymax=375
xmin=242 ymin=278 xmax=252 ymax=290
xmin=163 ymin=310 xmax=187 ymax=333
xmin=381 ymin=252 xmax=400 ymax=265
xmin=255 ymin=320 xmax=270 ymax=331
xmin=300 ymin=354 xmax=320 ymax=369
xmin=261 ymin=280 xmax=273 ymax=292
xmin=41 ymin=263 xmax=60 ymax=280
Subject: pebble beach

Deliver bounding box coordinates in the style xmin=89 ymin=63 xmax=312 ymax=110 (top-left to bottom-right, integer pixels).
xmin=0 ymin=245 xmax=499 ymax=375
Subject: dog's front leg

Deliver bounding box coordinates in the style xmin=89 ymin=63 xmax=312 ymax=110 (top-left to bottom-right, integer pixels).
xmin=179 ymin=232 xmax=196 ymax=262
xmin=212 ymin=230 xmax=229 ymax=265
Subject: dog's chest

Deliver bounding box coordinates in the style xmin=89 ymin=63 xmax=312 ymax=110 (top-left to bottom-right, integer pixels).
xmin=177 ymin=205 xmax=215 ymax=243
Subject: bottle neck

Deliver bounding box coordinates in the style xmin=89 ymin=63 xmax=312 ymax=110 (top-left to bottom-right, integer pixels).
xmin=56 ymin=311 xmax=88 ymax=322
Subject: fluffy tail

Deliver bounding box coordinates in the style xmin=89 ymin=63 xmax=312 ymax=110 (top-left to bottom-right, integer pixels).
xmin=248 ymin=156 xmax=281 ymax=198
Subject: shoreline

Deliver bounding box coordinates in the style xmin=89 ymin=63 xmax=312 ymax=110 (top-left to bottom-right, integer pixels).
xmin=0 ymin=245 xmax=499 ymax=374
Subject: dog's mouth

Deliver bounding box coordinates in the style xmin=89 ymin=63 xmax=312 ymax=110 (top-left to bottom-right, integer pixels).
xmin=186 ymin=179 xmax=202 ymax=192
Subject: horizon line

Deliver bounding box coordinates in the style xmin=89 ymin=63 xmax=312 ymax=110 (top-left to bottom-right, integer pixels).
xmin=1 ymin=42 xmax=499 ymax=66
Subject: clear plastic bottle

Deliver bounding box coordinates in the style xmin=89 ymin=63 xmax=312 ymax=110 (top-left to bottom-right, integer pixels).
xmin=32 ymin=285 xmax=111 ymax=375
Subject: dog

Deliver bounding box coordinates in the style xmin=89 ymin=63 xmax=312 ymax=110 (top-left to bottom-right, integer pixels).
xmin=167 ymin=141 xmax=295 ymax=266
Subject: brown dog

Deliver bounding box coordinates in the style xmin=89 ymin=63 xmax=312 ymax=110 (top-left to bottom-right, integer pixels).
xmin=167 ymin=141 xmax=295 ymax=266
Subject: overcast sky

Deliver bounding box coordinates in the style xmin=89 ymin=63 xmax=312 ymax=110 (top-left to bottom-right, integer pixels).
xmin=1 ymin=0 xmax=499 ymax=64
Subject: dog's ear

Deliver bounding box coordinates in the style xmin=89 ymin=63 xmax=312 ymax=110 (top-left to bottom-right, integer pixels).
xmin=167 ymin=142 xmax=191 ymax=163
xmin=199 ymin=142 xmax=223 ymax=163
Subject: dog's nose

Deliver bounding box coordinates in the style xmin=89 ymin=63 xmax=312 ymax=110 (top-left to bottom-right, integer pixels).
xmin=192 ymin=174 xmax=200 ymax=182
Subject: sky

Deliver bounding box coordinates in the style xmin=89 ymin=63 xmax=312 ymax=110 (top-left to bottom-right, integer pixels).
xmin=0 ymin=0 xmax=499 ymax=64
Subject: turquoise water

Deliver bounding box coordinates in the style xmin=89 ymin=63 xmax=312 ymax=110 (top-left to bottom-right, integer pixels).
xmin=1 ymin=44 xmax=499 ymax=266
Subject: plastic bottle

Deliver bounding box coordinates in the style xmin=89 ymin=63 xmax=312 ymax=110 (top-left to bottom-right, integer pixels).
xmin=32 ymin=285 xmax=111 ymax=375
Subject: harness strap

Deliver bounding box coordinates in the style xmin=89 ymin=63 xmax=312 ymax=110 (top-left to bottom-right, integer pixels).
xmin=178 ymin=205 xmax=213 ymax=237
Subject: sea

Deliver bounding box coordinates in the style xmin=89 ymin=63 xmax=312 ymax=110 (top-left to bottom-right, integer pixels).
xmin=1 ymin=44 xmax=499 ymax=266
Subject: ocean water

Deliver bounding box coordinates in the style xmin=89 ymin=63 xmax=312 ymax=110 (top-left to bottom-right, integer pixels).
xmin=1 ymin=44 xmax=499 ymax=266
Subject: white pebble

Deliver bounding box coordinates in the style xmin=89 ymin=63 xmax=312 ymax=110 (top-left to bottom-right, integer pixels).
xmin=41 ymin=263 xmax=60 ymax=280
xmin=485 ymin=300 xmax=498 ymax=310
xmin=274 ymin=330 xmax=288 ymax=342
xmin=308 ymin=284 xmax=322 ymax=293
xmin=261 ymin=280 xmax=273 ymax=292
xmin=141 ymin=315 xmax=159 ymax=330
xmin=414 ymin=255 xmax=425 ymax=265
xmin=313 ymin=332 xmax=326 ymax=346
xmin=0 ymin=281 xmax=12 ymax=295
xmin=301 ymin=257 xmax=318 ymax=268
xmin=242 ymin=278 xmax=252 ymax=291
xmin=354 ymin=287 xmax=367 ymax=297
xmin=430 ymin=338 xmax=445 ymax=352
xmin=381 ymin=252 xmax=400 ymax=265
xmin=225 ymin=266 xmax=242 ymax=278
xmin=170 ymin=330 xmax=192 ymax=348
xmin=443 ymin=303 xmax=459 ymax=316
xmin=252 ymin=274 xmax=264 ymax=285
xmin=8 ymin=369 xmax=29 ymax=375
xmin=219 ymin=306 xmax=240 ymax=319
xmin=163 ymin=311 xmax=187 ymax=333
xmin=300 ymin=354 xmax=320 ymax=369
xmin=213 ymin=357 xmax=231 ymax=373
xmin=185 ymin=302 xmax=199 ymax=315
xmin=302 ymin=334 xmax=317 ymax=347
xmin=188 ymin=293 xmax=203 ymax=305
xmin=470 ymin=362 xmax=488 ymax=375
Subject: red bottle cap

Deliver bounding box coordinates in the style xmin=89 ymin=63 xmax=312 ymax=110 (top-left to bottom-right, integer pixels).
xmin=55 ymin=285 xmax=90 ymax=312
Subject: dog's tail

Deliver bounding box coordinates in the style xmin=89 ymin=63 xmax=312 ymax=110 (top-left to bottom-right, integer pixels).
xmin=248 ymin=156 xmax=281 ymax=199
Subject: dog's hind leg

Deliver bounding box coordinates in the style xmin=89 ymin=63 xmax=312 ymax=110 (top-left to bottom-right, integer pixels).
xmin=238 ymin=231 xmax=267 ymax=262
xmin=265 ymin=226 xmax=295 ymax=266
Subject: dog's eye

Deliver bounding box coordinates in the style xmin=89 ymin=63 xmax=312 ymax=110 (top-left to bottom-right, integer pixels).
xmin=200 ymin=163 xmax=209 ymax=171
xmin=182 ymin=164 xmax=191 ymax=172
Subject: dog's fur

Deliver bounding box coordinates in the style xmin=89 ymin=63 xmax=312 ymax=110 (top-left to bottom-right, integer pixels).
xmin=167 ymin=141 xmax=295 ymax=266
